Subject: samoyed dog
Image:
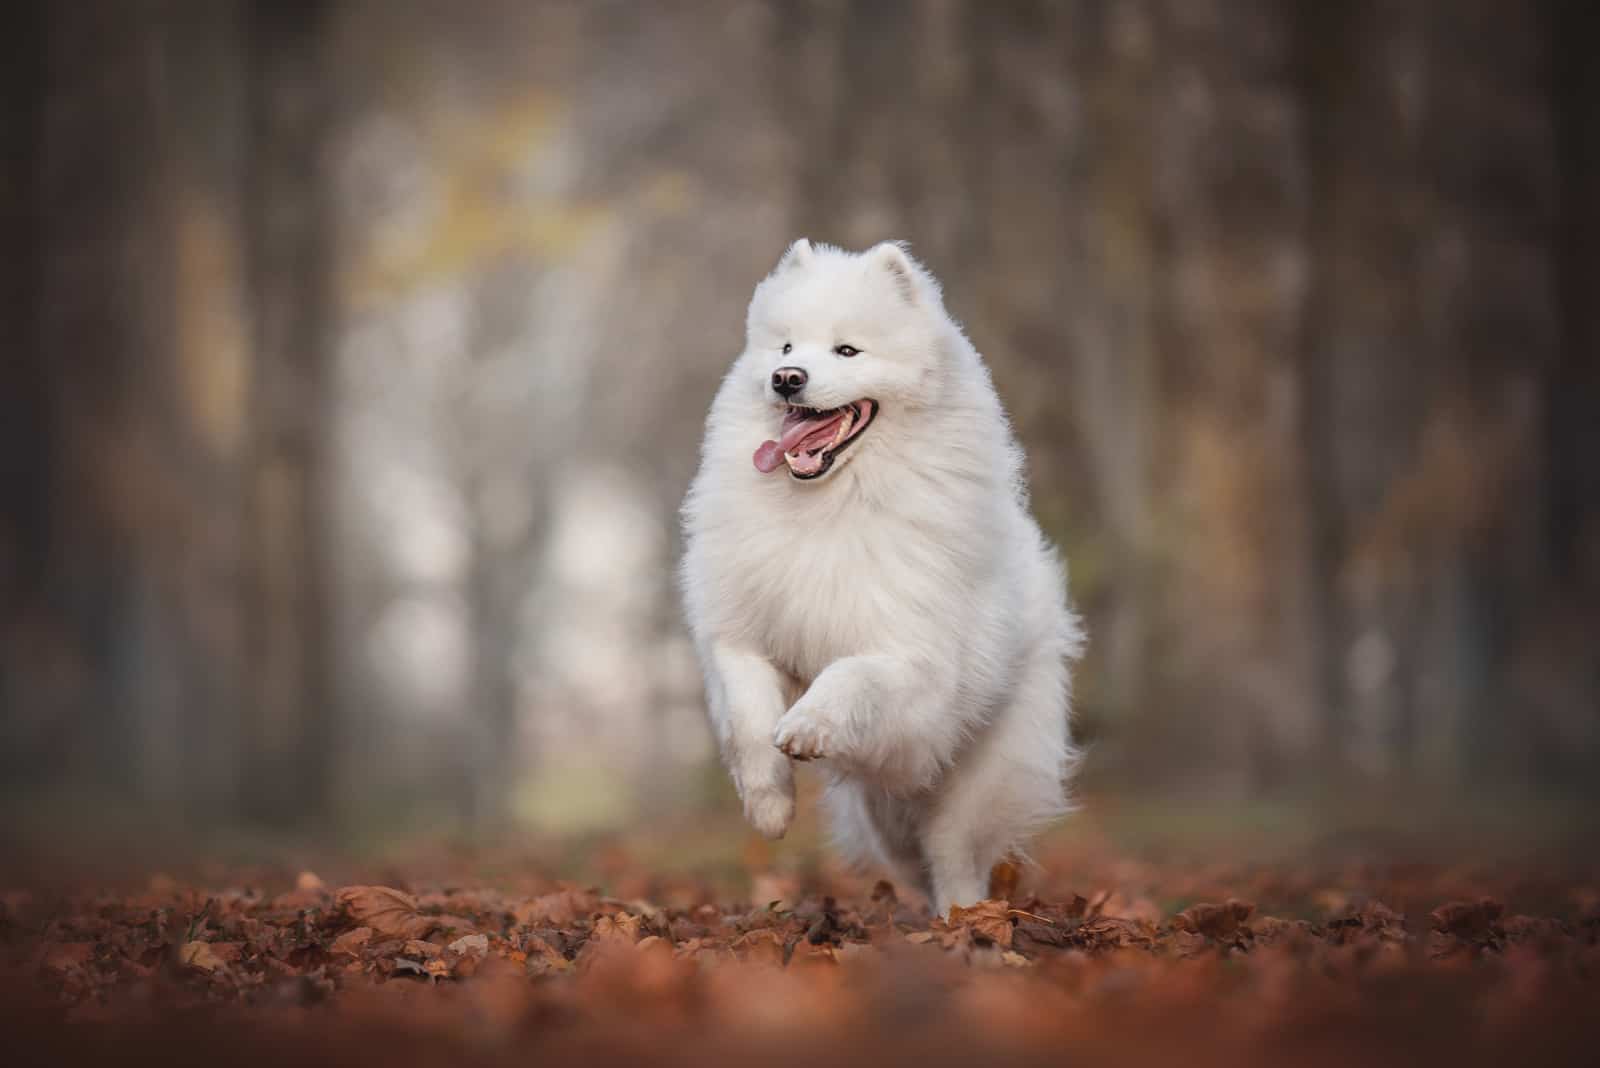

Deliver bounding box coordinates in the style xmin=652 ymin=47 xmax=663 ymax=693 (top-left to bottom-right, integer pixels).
xmin=679 ymin=239 xmax=1083 ymax=915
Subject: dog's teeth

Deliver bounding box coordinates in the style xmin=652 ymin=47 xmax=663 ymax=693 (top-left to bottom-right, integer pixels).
xmin=830 ymin=409 xmax=854 ymax=448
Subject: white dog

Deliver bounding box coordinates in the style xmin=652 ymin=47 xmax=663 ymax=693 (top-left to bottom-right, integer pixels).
xmin=679 ymin=240 xmax=1083 ymax=915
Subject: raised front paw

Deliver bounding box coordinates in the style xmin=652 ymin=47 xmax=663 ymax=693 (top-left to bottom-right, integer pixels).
xmin=773 ymin=703 xmax=839 ymax=762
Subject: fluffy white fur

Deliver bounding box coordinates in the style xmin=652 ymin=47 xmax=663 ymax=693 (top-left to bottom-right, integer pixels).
xmin=679 ymin=239 xmax=1083 ymax=915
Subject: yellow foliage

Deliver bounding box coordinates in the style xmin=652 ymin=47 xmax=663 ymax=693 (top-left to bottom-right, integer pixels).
xmin=343 ymin=92 xmax=611 ymax=305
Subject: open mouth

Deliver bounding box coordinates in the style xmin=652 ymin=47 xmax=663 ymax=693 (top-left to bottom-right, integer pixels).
xmin=752 ymin=400 xmax=878 ymax=479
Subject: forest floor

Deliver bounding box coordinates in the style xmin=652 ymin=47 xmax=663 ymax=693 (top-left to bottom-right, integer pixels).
xmin=4 ymin=793 xmax=1599 ymax=1067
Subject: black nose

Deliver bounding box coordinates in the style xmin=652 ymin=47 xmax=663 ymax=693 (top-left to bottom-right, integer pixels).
xmin=772 ymin=366 xmax=808 ymax=398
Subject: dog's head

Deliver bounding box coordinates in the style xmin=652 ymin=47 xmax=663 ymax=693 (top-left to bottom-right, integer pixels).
xmin=743 ymin=240 xmax=947 ymax=482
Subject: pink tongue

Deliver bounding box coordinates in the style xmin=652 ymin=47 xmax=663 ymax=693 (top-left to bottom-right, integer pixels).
xmin=751 ymin=408 xmax=849 ymax=474
xmin=753 ymin=440 xmax=784 ymax=473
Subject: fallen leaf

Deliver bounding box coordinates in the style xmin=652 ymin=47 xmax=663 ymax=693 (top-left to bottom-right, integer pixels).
xmin=988 ymin=861 xmax=1020 ymax=902
xmin=448 ymin=932 xmax=490 ymax=957
xmin=180 ymin=941 xmax=229 ymax=973
xmin=1431 ymin=898 xmax=1504 ymax=939
xmin=1013 ymin=918 xmax=1071 ymax=950
xmin=330 ymin=926 xmax=374 ymax=956
xmin=402 ymin=939 xmax=444 ymax=958
xmin=335 ymin=886 xmax=436 ymax=940
xmin=524 ymin=934 xmax=571 ymax=977
xmin=40 ymin=943 xmax=96 ymax=973
xmin=1329 ymin=900 xmax=1410 ymax=944
xmin=1173 ymin=900 xmax=1255 ymax=940
xmin=947 ymin=900 xmax=1014 ymax=948
xmin=591 ymin=913 xmax=642 ymax=944
xmin=513 ymin=889 xmax=598 ymax=928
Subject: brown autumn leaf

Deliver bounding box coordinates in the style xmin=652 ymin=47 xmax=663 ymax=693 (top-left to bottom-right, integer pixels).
xmin=330 ymin=926 xmax=374 ymax=956
xmin=1172 ymin=930 xmax=1212 ymax=958
xmin=448 ymin=932 xmax=490 ymax=958
xmin=1431 ymin=898 xmax=1504 ymax=939
xmin=1252 ymin=916 xmax=1316 ymax=947
xmin=947 ymin=899 xmax=1014 ymax=948
xmin=39 ymin=942 xmax=96 ymax=974
xmin=180 ymin=941 xmax=233 ymax=973
xmin=1013 ymin=917 xmax=1071 ymax=951
xmin=513 ymin=889 xmax=599 ymax=928
xmin=402 ymin=938 xmax=444 ymax=957
xmin=732 ymin=927 xmax=787 ymax=965
xmin=591 ymin=912 xmax=642 ymax=945
xmin=1078 ymin=915 xmax=1159 ymax=951
xmin=1501 ymin=915 xmax=1567 ymax=947
xmin=334 ymin=886 xmax=437 ymax=940
xmin=1173 ymin=900 xmax=1256 ymax=940
xmin=1329 ymin=900 xmax=1410 ymax=944
xmin=523 ymin=933 xmax=572 ymax=977
xmin=988 ymin=861 xmax=1020 ymax=902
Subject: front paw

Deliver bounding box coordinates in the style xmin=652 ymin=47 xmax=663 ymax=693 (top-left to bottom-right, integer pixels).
xmin=743 ymin=782 xmax=796 ymax=839
xmin=732 ymin=749 xmax=795 ymax=839
xmin=773 ymin=704 xmax=839 ymax=762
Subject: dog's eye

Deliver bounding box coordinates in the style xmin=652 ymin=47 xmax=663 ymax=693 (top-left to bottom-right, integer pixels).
xmin=834 ymin=344 xmax=860 ymax=358
xmin=782 ymin=342 xmax=792 ymax=355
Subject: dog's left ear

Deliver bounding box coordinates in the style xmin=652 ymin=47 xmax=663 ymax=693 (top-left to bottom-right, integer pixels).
xmin=870 ymin=241 xmax=929 ymax=306
xmin=775 ymin=238 xmax=815 ymax=274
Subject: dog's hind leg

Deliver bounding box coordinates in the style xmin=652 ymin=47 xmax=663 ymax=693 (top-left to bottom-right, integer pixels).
xmin=823 ymin=779 xmax=929 ymax=901
xmin=921 ymin=647 xmax=1074 ymax=916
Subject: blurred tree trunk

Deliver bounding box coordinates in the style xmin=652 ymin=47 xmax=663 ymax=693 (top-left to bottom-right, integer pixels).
xmin=1293 ymin=0 xmax=1558 ymax=786
xmin=20 ymin=0 xmax=337 ymax=828
xmin=1150 ymin=1 xmax=1318 ymax=790
xmin=35 ymin=0 xmax=209 ymax=810
xmin=1538 ymin=0 xmax=1600 ymax=789
xmin=239 ymin=0 xmax=335 ymax=827
xmin=0 ymin=0 xmax=61 ymax=787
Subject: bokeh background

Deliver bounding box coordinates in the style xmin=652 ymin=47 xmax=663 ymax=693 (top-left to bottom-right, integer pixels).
xmin=2 ymin=0 xmax=1597 ymax=866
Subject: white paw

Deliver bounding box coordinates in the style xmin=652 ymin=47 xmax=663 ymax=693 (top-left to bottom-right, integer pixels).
xmin=732 ymin=749 xmax=796 ymax=839
xmin=773 ymin=704 xmax=838 ymax=762
xmin=743 ymin=783 xmax=795 ymax=839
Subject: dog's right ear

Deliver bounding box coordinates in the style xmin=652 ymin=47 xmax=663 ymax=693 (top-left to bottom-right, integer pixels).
xmin=869 ymin=241 xmax=932 ymax=306
xmin=775 ymin=238 xmax=814 ymax=273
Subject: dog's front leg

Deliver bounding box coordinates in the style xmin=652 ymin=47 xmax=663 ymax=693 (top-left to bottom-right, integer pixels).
xmin=773 ymin=654 xmax=959 ymax=793
xmin=706 ymin=642 xmax=796 ymax=838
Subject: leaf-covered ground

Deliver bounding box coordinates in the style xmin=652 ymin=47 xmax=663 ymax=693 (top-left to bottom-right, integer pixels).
xmin=5 ymin=810 xmax=1599 ymax=1067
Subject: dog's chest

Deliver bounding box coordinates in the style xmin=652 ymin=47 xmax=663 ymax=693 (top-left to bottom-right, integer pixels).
xmin=718 ymin=497 xmax=933 ymax=676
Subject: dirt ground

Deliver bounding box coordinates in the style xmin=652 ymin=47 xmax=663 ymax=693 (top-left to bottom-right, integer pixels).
xmin=5 ymin=798 xmax=1598 ymax=1067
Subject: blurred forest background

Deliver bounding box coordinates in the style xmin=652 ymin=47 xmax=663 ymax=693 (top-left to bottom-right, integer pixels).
xmin=2 ymin=0 xmax=1597 ymax=858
